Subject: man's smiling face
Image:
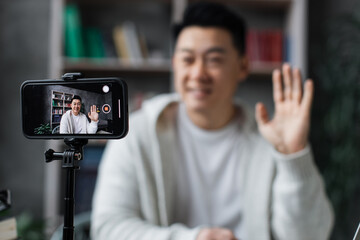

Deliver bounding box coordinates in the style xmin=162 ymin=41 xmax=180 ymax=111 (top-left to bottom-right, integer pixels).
xmin=172 ymin=26 xmax=247 ymax=115
xmin=71 ymin=99 xmax=81 ymax=116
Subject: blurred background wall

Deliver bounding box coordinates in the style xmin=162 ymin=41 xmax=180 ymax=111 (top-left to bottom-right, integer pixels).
xmin=0 ymin=0 xmax=49 ymax=216
xmin=0 ymin=0 xmax=359 ymax=239
xmin=309 ymin=0 xmax=360 ymax=239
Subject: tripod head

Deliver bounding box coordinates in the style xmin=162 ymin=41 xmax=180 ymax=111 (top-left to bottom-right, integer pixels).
xmin=45 ymin=138 xmax=88 ymax=170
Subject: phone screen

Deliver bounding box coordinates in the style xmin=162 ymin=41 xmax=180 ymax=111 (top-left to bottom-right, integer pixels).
xmin=21 ymin=77 xmax=128 ymax=139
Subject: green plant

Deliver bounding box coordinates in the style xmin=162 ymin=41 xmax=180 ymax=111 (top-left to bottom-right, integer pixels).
xmin=16 ymin=212 xmax=45 ymax=240
xmin=311 ymin=11 xmax=360 ymax=239
xmin=34 ymin=123 xmax=51 ymax=135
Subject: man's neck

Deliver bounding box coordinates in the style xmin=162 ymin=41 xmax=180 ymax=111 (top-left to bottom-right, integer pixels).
xmin=185 ymin=105 xmax=236 ymax=130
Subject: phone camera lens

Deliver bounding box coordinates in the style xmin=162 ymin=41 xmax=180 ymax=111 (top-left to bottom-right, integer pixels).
xmin=102 ymin=85 xmax=110 ymax=93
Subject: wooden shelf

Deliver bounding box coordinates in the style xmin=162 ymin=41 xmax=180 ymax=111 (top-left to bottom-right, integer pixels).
xmin=190 ymin=0 xmax=292 ymax=9
xmin=63 ymin=57 xmax=172 ymax=74
xmin=70 ymin=0 xmax=290 ymax=8
xmin=64 ymin=58 xmax=282 ymax=76
xmin=68 ymin=0 xmax=172 ymax=5
xmin=249 ymin=61 xmax=282 ymax=76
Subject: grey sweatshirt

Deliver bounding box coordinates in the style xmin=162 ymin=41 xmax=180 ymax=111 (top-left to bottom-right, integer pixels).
xmin=91 ymin=93 xmax=334 ymax=240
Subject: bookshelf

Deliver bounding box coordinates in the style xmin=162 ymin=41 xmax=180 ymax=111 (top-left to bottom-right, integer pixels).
xmin=50 ymin=90 xmax=74 ymax=131
xmin=45 ymin=0 xmax=308 ymax=235
xmin=49 ymin=0 xmax=307 ymax=78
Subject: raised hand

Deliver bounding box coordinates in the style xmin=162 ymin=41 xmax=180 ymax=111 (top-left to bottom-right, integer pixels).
xmin=255 ymin=63 xmax=314 ymax=154
xmin=88 ymin=105 xmax=99 ymax=122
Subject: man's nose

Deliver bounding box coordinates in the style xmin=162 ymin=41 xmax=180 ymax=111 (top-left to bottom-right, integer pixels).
xmin=190 ymin=60 xmax=208 ymax=82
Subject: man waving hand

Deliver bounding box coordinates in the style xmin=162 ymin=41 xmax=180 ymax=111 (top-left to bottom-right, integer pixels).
xmin=92 ymin=2 xmax=333 ymax=240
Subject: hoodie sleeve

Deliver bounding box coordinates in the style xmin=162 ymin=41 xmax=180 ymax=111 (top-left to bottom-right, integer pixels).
xmin=270 ymin=146 xmax=334 ymax=240
xmin=86 ymin=118 xmax=98 ymax=134
xmin=59 ymin=111 xmax=71 ymax=134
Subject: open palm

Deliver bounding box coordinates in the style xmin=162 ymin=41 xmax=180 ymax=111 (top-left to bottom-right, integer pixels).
xmin=88 ymin=105 xmax=99 ymax=122
xmin=255 ymin=64 xmax=314 ymax=154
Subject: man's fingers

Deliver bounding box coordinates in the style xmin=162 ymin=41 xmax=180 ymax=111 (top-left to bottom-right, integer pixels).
xmin=255 ymin=102 xmax=269 ymax=126
xmin=301 ymin=79 xmax=314 ymax=113
xmin=196 ymin=228 xmax=237 ymax=240
xmin=272 ymin=69 xmax=283 ymax=103
xmin=213 ymin=228 xmax=237 ymax=240
xmin=292 ymin=68 xmax=303 ymax=104
xmin=282 ymin=63 xmax=292 ymax=100
xmin=88 ymin=105 xmax=97 ymax=119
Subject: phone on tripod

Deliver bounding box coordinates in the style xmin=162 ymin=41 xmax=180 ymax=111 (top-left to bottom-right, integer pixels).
xmin=21 ymin=76 xmax=128 ymax=139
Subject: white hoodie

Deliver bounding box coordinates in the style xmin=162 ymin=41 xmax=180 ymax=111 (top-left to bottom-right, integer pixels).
xmin=91 ymin=93 xmax=334 ymax=240
xmin=59 ymin=110 xmax=98 ymax=134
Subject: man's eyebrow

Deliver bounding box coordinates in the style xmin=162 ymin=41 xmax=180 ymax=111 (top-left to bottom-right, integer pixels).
xmin=176 ymin=47 xmax=226 ymax=54
xmin=176 ymin=48 xmax=193 ymax=53
xmin=205 ymin=47 xmax=226 ymax=54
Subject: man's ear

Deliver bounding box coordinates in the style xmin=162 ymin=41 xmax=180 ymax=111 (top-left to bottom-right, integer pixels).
xmin=238 ymin=56 xmax=249 ymax=82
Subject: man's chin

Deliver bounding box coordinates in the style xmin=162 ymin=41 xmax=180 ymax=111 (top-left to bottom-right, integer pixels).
xmin=185 ymin=100 xmax=211 ymax=113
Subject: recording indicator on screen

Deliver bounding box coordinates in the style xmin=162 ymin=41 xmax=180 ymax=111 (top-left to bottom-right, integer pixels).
xmin=102 ymin=104 xmax=111 ymax=114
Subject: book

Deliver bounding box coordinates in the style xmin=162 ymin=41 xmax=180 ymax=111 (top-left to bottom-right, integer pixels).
xmin=64 ymin=4 xmax=85 ymax=58
xmin=0 ymin=218 xmax=17 ymax=240
xmin=272 ymin=30 xmax=283 ymax=62
xmin=113 ymin=22 xmax=149 ymax=64
xmin=113 ymin=25 xmax=129 ymax=60
xmin=122 ymin=21 xmax=143 ymax=64
xmin=246 ymin=29 xmax=284 ymax=64
xmin=84 ymin=27 xmax=106 ymax=59
xmin=102 ymin=29 xmax=118 ymax=58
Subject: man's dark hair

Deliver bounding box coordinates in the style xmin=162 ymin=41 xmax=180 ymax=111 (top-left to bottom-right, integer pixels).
xmin=173 ymin=2 xmax=247 ymax=55
xmin=71 ymin=95 xmax=82 ymax=103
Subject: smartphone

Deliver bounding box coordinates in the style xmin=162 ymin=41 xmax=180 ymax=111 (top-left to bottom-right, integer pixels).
xmin=21 ymin=77 xmax=128 ymax=139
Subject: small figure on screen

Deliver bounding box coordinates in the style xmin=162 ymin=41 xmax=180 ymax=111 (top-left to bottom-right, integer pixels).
xmin=59 ymin=95 xmax=98 ymax=134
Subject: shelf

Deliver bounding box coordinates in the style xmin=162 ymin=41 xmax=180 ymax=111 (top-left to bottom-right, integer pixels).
xmin=69 ymin=0 xmax=172 ymax=5
xmin=249 ymin=61 xmax=282 ymax=76
xmin=63 ymin=57 xmax=172 ymax=74
xmin=64 ymin=58 xmax=282 ymax=76
xmin=51 ymin=90 xmax=74 ymax=130
xmin=190 ymin=0 xmax=292 ymax=9
xmin=70 ymin=0 xmax=290 ymax=9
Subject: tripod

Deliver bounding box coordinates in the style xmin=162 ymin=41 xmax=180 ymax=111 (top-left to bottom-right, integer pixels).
xmin=45 ymin=138 xmax=88 ymax=240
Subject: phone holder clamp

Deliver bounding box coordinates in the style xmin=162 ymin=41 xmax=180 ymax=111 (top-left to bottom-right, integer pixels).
xmin=62 ymin=73 xmax=83 ymax=81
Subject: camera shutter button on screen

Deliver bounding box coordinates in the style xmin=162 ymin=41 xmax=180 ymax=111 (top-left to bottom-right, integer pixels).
xmin=102 ymin=104 xmax=111 ymax=114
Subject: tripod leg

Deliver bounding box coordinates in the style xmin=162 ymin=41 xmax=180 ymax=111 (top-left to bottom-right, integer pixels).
xmin=63 ymin=168 xmax=75 ymax=240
